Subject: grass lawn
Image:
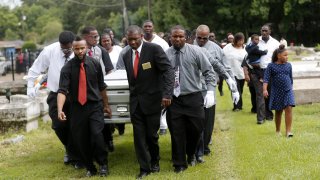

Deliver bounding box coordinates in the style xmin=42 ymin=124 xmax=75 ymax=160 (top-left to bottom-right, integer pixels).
xmin=1 ymin=85 xmax=320 ymax=179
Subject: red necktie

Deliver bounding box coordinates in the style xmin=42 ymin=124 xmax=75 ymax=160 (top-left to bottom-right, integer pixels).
xmin=78 ymin=62 xmax=87 ymax=105
xmin=133 ymin=50 xmax=139 ymax=78
xmin=88 ymin=49 xmax=93 ymax=57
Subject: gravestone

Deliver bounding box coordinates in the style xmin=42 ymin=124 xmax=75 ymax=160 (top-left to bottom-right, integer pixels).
xmin=0 ymin=94 xmax=40 ymax=133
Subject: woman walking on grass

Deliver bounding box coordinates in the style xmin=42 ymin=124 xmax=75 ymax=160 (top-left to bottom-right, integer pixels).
xmin=263 ymin=44 xmax=295 ymax=137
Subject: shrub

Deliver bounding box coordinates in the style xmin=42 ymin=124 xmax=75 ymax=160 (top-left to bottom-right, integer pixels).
xmin=22 ymin=41 xmax=37 ymax=51
xmin=314 ymin=44 xmax=320 ymax=52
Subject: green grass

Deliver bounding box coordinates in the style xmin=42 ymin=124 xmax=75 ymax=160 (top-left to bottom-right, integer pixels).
xmin=1 ymin=85 xmax=320 ymax=179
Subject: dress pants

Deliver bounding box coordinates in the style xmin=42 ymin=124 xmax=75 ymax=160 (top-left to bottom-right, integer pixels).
xmin=47 ymin=92 xmax=75 ymax=158
xmin=70 ymin=101 xmax=107 ymax=171
xmin=131 ymin=104 xmax=160 ymax=171
xmin=167 ymin=92 xmax=204 ymax=167
xmin=218 ymin=75 xmax=224 ymax=94
xmin=233 ymin=77 xmax=245 ymax=110
xmin=251 ymin=71 xmax=273 ymax=122
xmin=196 ymin=105 xmax=215 ymax=157
xmin=248 ymin=80 xmax=257 ymax=112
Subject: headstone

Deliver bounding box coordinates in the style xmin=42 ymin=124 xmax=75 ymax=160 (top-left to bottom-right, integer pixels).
xmin=0 ymin=95 xmax=40 ymax=133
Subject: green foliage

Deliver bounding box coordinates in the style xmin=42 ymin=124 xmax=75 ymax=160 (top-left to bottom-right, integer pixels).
xmin=22 ymin=41 xmax=36 ymax=51
xmin=4 ymin=28 xmax=20 ymax=40
xmin=40 ymin=20 xmax=63 ymax=44
xmin=153 ymin=0 xmax=188 ymax=32
xmin=0 ymin=0 xmax=319 ymax=46
xmin=107 ymin=12 xmax=125 ymax=37
xmin=314 ymin=44 xmax=320 ymax=52
xmin=0 ymin=7 xmax=19 ymax=39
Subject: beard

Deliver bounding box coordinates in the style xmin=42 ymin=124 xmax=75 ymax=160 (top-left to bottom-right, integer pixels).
xmin=262 ymin=36 xmax=269 ymax=42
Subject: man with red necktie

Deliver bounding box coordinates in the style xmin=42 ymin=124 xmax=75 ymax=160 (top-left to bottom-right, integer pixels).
xmin=122 ymin=25 xmax=174 ymax=179
xmin=57 ymin=36 xmax=112 ymax=177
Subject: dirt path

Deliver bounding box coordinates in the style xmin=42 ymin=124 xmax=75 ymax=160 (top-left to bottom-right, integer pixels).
xmin=211 ymin=111 xmax=239 ymax=179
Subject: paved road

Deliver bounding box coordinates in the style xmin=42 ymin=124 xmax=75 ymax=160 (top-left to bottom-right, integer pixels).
xmin=0 ymin=72 xmax=26 ymax=83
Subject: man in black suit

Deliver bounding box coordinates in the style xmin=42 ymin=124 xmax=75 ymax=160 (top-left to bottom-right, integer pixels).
xmin=122 ymin=25 xmax=174 ymax=179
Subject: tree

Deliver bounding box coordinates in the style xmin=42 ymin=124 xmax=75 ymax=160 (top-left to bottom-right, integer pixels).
xmin=4 ymin=28 xmax=19 ymax=40
xmin=0 ymin=7 xmax=19 ymax=40
xmin=41 ymin=20 xmax=63 ymax=44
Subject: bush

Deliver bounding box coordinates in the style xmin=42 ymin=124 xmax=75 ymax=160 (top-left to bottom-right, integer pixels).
xmin=314 ymin=44 xmax=320 ymax=52
xmin=22 ymin=41 xmax=37 ymax=52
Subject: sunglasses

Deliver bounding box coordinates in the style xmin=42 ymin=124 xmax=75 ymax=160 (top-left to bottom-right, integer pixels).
xmin=197 ymin=36 xmax=209 ymax=41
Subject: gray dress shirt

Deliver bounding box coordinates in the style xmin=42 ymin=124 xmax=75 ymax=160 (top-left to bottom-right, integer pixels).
xmin=194 ymin=40 xmax=235 ymax=79
xmin=166 ymin=43 xmax=216 ymax=95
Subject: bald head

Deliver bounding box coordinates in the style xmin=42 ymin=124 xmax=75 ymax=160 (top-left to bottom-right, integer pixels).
xmin=196 ymin=24 xmax=210 ymax=47
xmin=126 ymin=25 xmax=143 ymax=35
xmin=196 ymin=25 xmax=210 ymax=34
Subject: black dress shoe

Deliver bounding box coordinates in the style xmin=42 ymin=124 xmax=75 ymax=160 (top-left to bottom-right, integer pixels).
xmin=204 ymin=150 xmax=211 ymax=156
xmin=187 ymin=155 xmax=196 ymax=166
xmin=151 ymin=163 xmax=160 ymax=173
xmin=107 ymin=141 xmax=114 ymax=152
xmin=266 ymin=117 xmax=273 ymax=121
xmin=136 ymin=171 xmax=150 ymax=179
xmin=86 ymin=170 xmax=97 ymax=177
xmin=74 ymin=162 xmax=85 ymax=169
xmin=196 ymin=156 xmax=205 ymax=163
xmin=99 ymin=164 xmax=108 ymax=177
xmin=174 ymin=166 xmax=187 ymax=173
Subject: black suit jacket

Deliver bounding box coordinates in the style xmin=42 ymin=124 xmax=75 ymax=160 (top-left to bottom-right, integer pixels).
xmin=123 ymin=42 xmax=174 ymax=115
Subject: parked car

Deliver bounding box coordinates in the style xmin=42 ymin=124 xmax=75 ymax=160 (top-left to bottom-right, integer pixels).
xmin=104 ymin=70 xmax=130 ymax=124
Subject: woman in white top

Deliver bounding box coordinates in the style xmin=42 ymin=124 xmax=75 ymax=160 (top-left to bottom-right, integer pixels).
xmin=223 ymin=32 xmax=247 ymax=111
xmin=100 ymin=33 xmax=123 ymax=69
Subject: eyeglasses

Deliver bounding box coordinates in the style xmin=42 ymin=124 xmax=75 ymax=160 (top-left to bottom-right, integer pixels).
xmin=261 ymin=29 xmax=268 ymax=32
xmin=61 ymin=48 xmax=73 ymax=54
xmin=209 ymin=36 xmax=214 ymax=38
xmin=197 ymin=36 xmax=209 ymax=41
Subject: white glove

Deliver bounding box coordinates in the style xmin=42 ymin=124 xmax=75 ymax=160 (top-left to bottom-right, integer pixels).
xmin=226 ymin=77 xmax=237 ymax=92
xmin=232 ymin=91 xmax=240 ymax=104
xmin=27 ymin=83 xmax=41 ymax=98
xmin=204 ymin=91 xmax=215 ymax=108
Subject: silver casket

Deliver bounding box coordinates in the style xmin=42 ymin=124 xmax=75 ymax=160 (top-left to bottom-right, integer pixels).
xmin=104 ymin=70 xmax=131 ymax=123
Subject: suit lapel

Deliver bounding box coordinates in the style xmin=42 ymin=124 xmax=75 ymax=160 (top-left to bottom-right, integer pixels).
xmin=124 ymin=49 xmax=135 ymax=81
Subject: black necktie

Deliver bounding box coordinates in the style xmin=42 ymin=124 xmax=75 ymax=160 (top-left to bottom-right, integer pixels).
xmin=174 ymin=50 xmax=181 ymax=97
xmin=64 ymin=55 xmax=69 ymax=64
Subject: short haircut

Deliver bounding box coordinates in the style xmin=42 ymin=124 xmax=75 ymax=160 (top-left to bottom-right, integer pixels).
xmin=59 ymin=31 xmax=75 ymax=45
xmin=126 ymin=25 xmax=143 ymax=34
xmin=142 ymin=19 xmax=153 ymax=26
xmin=170 ymin=25 xmax=185 ymax=34
xmin=251 ymin=34 xmax=259 ymax=40
xmin=74 ymin=35 xmax=84 ymax=41
xmin=81 ymin=26 xmax=97 ymax=35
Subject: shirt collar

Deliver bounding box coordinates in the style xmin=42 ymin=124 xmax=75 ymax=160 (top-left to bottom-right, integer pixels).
xmin=179 ymin=44 xmax=187 ymax=54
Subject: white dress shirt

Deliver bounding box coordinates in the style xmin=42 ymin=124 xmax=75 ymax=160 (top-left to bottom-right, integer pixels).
xmin=27 ymin=42 xmax=74 ymax=92
xmin=258 ymin=36 xmax=280 ymax=69
xmin=147 ymin=34 xmax=169 ymax=51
